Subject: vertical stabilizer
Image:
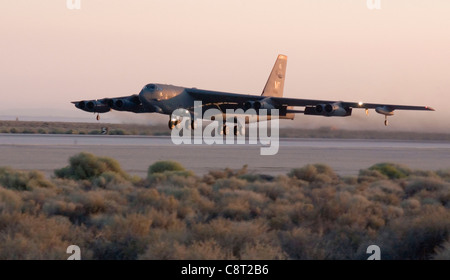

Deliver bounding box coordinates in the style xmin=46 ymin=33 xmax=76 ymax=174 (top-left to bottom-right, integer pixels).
xmin=261 ymin=54 xmax=287 ymax=97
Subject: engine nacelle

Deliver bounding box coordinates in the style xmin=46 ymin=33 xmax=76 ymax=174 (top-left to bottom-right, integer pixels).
xmin=106 ymin=95 xmax=142 ymax=112
xmin=243 ymin=98 xmax=276 ymax=113
xmin=75 ymin=100 xmax=110 ymax=113
xmin=375 ymin=106 xmax=395 ymax=116
xmin=306 ymin=103 xmax=352 ymax=117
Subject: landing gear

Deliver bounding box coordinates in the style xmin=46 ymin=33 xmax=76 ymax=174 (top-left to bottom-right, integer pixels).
xmin=233 ymin=123 xmax=245 ymax=136
xmin=220 ymin=125 xmax=230 ymax=135
xmin=169 ymin=117 xmax=196 ymax=130
xmin=168 ymin=119 xmax=181 ymax=130
xmin=384 ymin=115 xmax=388 ymax=126
xmin=168 ymin=120 xmax=175 ymax=130
xmin=96 ymin=114 xmax=100 ymax=121
xmin=186 ymin=119 xmax=197 ymax=130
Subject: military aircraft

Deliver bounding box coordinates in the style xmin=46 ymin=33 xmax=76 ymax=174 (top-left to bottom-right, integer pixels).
xmin=72 ymin=54 xmax=434 ymax=135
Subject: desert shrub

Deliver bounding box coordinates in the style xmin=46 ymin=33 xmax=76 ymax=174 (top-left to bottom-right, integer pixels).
xmin=279 ymin=228 xmax=324 ymax=260
xmin=49 ymin=129 xmax=65 ymax=134
xmin=401 ymin=198 xmax=421 ymax=212
xmin=90 ymin=213 xmax=152 ymax=260
xmin=436 ymin=169 xmax=450 ymax=182
xmin=91 ymin=171 xmax=130 ymax=188
xmin=241 ymin=241 xmax=287 ymax=260
xmin=43 ymin=199 xmax=78 ymax=218
xmin=146 ymin=161 xmax=193 ymax=185
xmin=368 ymin=163 xmax=411 ymax=179
xmin=433 ymin=240 xmax=450 ymax=260
xmin=108 ymin=129 xmax=125 ymax=135
xmin=366 ymin=181 xmax=403 ymax=205
xmin=0 ymin=213 xmax=88 ymax=260
xmin=0 ymin=167 xmax=54 ymax=191
xmin=358 ymin=169 xmax=388 ymax=183
xmin=138 ymin=240 xmax=179 ymax=260
xmin=61 ymin=191 xmax=110 ymax=223
xmin=217 ymin=189 xmax=266 ymax=221
xmin=148 ymin=161 xmax=186 ymax=175
xmin=54 ymin=152 xmax=129 ymax=181
xmin=289 ymin=164 xmax=338 ymax=184
xmin=262 ymin=200 xmax=296 ymax=230
xmin=147 ymin=170 xmax=195 ymax=187
xmin=212 ymin=177 xmax=248 ymax=191
xmin=147 ymin=209 xmax=182 ymax=229
xmin=144 ymin=239 xmax=234 ymax=260
xmin=22 ymin=128 xmax=35 ymax=134
xmin=2 ymin=157 xmax=450 ymax=260
xmin=0 ymin=187 xmax=23 ymax=213
xmin=191 ymin=218 xmax=272 ymax=259
xmin=374 ymin=205 xmax=450 ymax=259
xmin=320 ymin=227 xmax=369 ymax=260
xmin=203 ymin=166 xmax=249 ymax=183
xmin=245 ymin=181 xmax=288 ymax=201
xmin=404 ymin=177 xmax=449 ymax=198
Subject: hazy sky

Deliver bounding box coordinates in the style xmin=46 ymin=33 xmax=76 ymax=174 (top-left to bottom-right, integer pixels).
xmin=1 ymin=0 xmax=449 ymax=132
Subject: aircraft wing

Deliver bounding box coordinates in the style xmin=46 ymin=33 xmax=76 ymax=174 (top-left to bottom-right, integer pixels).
xmin=187 ymin=88 xmax=434 ymax=112
xmin=270 ymin=97 xmax=435 ymax=111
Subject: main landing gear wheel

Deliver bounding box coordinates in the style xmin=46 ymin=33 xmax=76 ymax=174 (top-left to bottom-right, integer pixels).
xmin=220 ymin=125 xmax=230 ymax=135
xmin=168 ymin=120 xmax=175 ymax=130
xmin=384 ymin=116 xmax=389 ymax=126
xmin=96 ymin=114 xmax=100 ymax=121
xmin=169 ymin=120 xmax=180 ymax=130
xmin=190 ymin=119 xmax=197 ymax=130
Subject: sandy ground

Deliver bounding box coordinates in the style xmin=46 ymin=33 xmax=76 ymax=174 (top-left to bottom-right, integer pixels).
xmin=1 ymin=134 xmax=449 ymax=178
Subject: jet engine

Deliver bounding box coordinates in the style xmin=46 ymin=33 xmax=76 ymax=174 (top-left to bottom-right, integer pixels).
xmin=305 ymin=102 xmax=352 ymax=117
xmin=75 ymin=100 xmax=110 ymax=113
xmin=106 ymin=95 xmax=142 ymax=112
xmin=243 ymin=98 xmax=277 ymax=112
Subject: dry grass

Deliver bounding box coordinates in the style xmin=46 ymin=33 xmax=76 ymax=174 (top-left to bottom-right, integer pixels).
xmin=0 ymin=152 xmax=449 ymax=259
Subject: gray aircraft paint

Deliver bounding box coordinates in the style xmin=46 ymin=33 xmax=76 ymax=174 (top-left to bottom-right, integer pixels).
xmin=72 ymin=54 xmax=434 ymax=129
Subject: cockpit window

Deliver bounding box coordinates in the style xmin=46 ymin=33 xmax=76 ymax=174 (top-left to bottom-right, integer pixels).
xmin=146 ymin=84 xmax=156 ymax=91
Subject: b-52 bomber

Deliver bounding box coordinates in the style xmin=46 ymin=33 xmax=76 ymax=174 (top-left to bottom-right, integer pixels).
xmin=73 ymin=54 xmax=434 ymax=135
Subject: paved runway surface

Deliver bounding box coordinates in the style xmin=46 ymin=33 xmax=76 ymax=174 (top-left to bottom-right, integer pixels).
xmin=1 ymin=134 xmax=449 ymax=178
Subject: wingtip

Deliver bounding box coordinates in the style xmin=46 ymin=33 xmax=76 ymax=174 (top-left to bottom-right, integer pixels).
xmin=426 ymin=106 xmax=435 ymax=111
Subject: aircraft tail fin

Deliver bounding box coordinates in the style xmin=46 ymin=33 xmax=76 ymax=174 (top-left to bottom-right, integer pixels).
xmin=261 ymin=54 xmax=287 ymax=97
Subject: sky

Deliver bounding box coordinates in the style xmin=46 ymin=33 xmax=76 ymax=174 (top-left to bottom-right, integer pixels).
xmin=0 ymin=0 xmax=449 ymax=132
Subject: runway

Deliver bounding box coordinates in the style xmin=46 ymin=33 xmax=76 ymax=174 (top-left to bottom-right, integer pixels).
xmin=1 ymin=134 xmax=449 ymax=178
